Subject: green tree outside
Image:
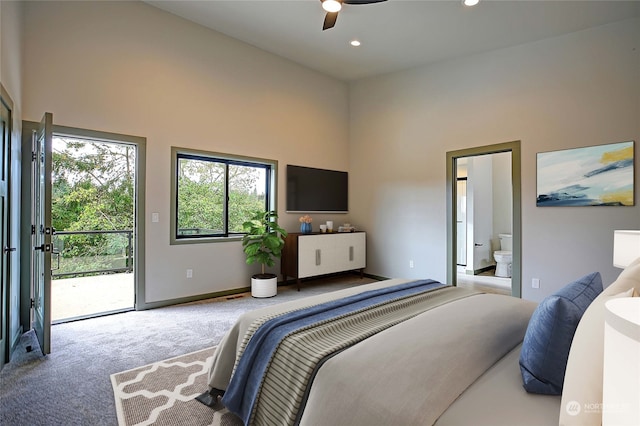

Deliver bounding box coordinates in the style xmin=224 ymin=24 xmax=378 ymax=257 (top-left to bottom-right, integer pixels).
xmin=176 ymin=159 xmax=266 ymax=236
xmin=52 ymin=137 xmax=135 ymax=276
xmin=53 ymin=140 xmax=267 ymax=276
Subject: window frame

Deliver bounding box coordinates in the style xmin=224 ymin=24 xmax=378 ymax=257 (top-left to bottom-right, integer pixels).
xmin=170 ymin=147 xmax=277 ymax=245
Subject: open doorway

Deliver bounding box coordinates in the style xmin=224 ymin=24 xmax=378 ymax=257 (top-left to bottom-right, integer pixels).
xmin=50 ymin=135 xmax=137 ymax=322
xmin=22 ymin=116 xmax=146 ymax=354
xmin=455 ymin=153 xmax=512 ymax=294
xmin=446 ymin=141 xmax=522 ymax=298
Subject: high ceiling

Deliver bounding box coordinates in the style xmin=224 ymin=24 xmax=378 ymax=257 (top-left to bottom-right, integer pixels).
xmin=144 ymin=0 xmax=640 ymax=81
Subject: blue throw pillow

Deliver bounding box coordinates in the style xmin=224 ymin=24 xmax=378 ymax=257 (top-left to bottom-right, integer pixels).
xmin=519 ymin=272 xmax=603 ymax=395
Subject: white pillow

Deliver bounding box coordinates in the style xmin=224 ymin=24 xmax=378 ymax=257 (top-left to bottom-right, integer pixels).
xmin=559 ymin=259 xmax=640 ymax=426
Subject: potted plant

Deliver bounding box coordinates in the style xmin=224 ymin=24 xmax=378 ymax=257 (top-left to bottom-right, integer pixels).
xmin=242 ymin=210 xmax=288 ymax=298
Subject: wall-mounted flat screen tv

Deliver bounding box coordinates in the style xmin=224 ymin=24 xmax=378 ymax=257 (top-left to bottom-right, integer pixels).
xmin=286 ymin=165 xmax=348 ymax=213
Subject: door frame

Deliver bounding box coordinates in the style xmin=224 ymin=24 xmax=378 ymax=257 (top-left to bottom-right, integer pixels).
xmin=446 ymin=141 xmax=522 ymax=298
xmin=20 ymin=122 xmax=146 ymax=339
xmin=52 ymin=124 xmax=147 ymax=312
xmin=0 ymin=83 xmax=14 ymax=368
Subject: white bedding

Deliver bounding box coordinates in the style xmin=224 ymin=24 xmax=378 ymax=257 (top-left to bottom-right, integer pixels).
xmin=297 ymin=291 xmax=537 ymax=425
xmin=436 ymin=344 xmax=561 ymax=425
xmin=205 ymin=278 xmax=560 ymax=425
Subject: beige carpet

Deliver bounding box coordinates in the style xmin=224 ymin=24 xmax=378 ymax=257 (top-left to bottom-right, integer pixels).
xmin=111 ymin=347 xmax=241 ymax=426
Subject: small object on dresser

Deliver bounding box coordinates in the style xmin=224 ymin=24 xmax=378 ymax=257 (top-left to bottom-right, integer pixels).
xmin=299 ymin=215 xmax=313 ymax=234
xmin=338 ymin=225 xmax=356 ymax=232
xmin=300 ymin=222 xmax=312 ymax=234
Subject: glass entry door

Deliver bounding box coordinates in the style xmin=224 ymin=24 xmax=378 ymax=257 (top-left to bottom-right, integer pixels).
xmin=32 ymin=112 xmax=53 ymax=355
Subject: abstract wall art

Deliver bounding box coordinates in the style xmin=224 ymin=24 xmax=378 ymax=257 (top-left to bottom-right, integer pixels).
xmin=537 ymin=141 xmax=634 ymax=207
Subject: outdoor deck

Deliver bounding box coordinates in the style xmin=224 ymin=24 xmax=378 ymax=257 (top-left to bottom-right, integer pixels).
xmin=52 ymin=273 xmax=134 ymax=322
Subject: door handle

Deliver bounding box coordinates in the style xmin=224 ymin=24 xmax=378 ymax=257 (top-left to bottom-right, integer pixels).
xmin=34 ymin=244 xmax=53 ymax=252
xmin=4 ymin=246 xmax=16 ymax=253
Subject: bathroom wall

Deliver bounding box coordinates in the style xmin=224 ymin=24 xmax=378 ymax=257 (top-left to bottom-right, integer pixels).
xmin=492 ymin=152 xmax=513 ymax=251
xmin=465 ymin=155 xmax=493 ymax=272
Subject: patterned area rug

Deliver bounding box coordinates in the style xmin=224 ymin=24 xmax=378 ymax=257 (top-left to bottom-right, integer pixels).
xmin=110 ymin=347 xmax=242 ymax=426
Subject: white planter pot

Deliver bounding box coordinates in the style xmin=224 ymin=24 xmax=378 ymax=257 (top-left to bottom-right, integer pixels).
xmin=251 ymin=274 xmax=277 ymax=298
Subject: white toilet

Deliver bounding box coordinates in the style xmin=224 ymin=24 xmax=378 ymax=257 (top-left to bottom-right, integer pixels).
xmin=494 ymin=234 xmax=512 ymax=278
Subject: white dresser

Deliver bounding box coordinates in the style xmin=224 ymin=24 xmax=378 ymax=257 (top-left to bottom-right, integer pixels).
xmin=281 ymin=232 xmax=366 ymax=289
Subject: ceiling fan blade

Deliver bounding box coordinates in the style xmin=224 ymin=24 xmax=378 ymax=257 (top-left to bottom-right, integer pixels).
xmin=323 ymin=12 xmax=338 ymax=30
xmin=344 ymin=0 xmax=387 ymax=4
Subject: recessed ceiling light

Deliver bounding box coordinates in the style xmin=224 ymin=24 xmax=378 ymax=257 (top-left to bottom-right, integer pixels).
xmin=350 ymin=40 xmax=361 ymax=47
xmin=463 ymin=0 xmax=480 ymax=6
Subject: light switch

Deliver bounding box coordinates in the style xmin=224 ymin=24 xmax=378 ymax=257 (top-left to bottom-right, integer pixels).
xmin=152 ymin=212 xmax=159 ymax=223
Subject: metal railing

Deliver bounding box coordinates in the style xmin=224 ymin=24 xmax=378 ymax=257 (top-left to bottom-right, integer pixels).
xmin=52 ymin=230 xmax=133 ymax=279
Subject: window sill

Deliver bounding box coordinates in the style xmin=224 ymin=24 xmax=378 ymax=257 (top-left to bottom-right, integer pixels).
xmin=170 ymin=235 xmax=243 ymax=245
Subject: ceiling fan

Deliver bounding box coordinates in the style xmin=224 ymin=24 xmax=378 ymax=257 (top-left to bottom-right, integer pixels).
xmin=321 ymin=0 xmax=388 ymax=30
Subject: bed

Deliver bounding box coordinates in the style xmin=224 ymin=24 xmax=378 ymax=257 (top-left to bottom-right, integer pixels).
xmin=201 ymin=258 xmax=640 ymax=426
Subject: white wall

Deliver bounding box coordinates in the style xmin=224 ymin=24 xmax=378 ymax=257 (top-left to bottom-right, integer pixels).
xmin=466 ymin=155 xmax=493 ymax=272
xmin=18 ymin=3 xmax=640 ymax=304
xmin=21 ymin=1 xmax=350 ymax=303
xmin=1 ymin=0 xmax=24 ymax=350
xmin=349 ymin=18 xmax=640 ymax=302
xmin=492 ymin=151 xmax=512 ymax=247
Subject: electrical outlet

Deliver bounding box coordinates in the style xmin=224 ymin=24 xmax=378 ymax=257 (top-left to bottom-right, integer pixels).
xmin=186 ymin=269 xmax=193 ymax=278
xmin=409 ymin=260 xmax=414 ymax=268
xmin=152 ymin=212 xmax=159 ymax=223
xmin=532 ymin=278 xmax=540 ymax=289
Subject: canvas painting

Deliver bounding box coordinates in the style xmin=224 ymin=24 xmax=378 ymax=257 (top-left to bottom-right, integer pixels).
xmin=537 ymin=141 xmax=634 ymax=207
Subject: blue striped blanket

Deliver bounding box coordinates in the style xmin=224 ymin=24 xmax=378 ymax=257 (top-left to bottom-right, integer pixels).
xmin=221 ymin=279 xmax=447 ymax=424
